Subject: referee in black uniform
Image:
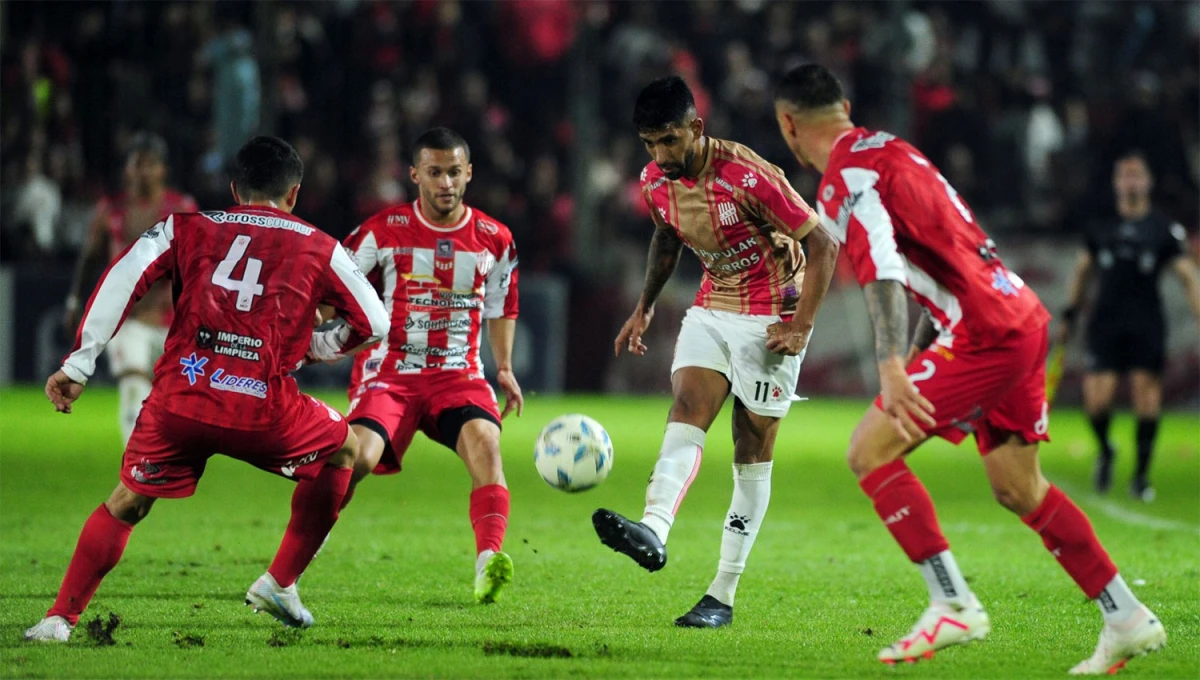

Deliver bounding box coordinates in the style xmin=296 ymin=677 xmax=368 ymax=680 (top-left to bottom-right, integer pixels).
xmin=1060 ymin=150 xmax=1200 ymax=501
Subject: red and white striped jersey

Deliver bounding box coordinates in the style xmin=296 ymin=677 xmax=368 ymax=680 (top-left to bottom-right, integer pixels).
xmin=63 ymin=206 xmax=388 ymax=429
xmin=816 ymin=128 xmax=1049 ymax=350
xmin=344 ymin=200 xmax=519 ymax=385
xmin=640 ymin=137 xmax=819 ymax=316
xmin=94 ymin=189 xmax=198 ymax=326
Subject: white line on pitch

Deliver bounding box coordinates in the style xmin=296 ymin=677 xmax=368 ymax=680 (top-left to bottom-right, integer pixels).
xmin=1058 ymin=482 xmax=1200 ymax=535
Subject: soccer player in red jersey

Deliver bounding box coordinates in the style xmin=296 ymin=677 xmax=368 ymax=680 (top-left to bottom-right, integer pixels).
xmin=592 ymin=76 xmax=840 ymax=628
xmin=25 ymin=137 xmax=389 ymax=642
xmin=774 ymin=64 xmax=1165 ymax=673
xmin=64 ymin=133 xmax=199 ymax=443
xmin=335 ymin=127 xmax=522 ymax=603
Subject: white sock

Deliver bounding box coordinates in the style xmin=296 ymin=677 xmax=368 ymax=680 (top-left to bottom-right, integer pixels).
xmin=118 ymin=376 xmax=152 ymax=444
xmin=706 ymin=461 xmax=772 ymax=607
xmin=641 ymin=422 xmax=705 ymax=543
xmin=917 ymin=550 xmax=971 ymax=606
xmin=1096 ymin=574 xmax=1141 ymax=625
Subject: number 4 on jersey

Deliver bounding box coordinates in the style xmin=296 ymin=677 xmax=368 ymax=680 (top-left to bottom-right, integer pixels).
xmin=212 ymin=235 xmax=264 ymax=311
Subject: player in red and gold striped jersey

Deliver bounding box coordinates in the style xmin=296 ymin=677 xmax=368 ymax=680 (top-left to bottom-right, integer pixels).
xmin=592 ymin=77 xmax=839 ymax=629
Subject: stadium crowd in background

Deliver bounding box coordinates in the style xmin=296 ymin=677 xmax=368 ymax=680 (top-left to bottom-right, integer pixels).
xmin=3 ymin=1 xmax=1197 ymax=267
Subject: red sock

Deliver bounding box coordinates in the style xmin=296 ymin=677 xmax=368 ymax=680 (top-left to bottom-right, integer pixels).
xmin=859 ymin=459 xmax=949 ymax=563
xmin=268 ymin=466 xmax=352 ymax=587
xmin=469 ymin=484 xmax=509 ymax=554
xmin=47 ymin=505 xmax=134 ymax=625
xmin=338 ymin=483 xmax=357 ymax=512
xmin=1021 ymin=485 xmax=1117 ymax=598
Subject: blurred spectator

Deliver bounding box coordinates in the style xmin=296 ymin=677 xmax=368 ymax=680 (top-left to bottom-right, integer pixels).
xmin=10 ymin=151 xmax=63 ymax=257
xmin=199 ymin=6 xmax=261 ymax=164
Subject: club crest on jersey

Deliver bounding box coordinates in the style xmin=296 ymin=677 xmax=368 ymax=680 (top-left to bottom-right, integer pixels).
xmin=476 ymin=219 xmax=499 ymax=235
xmin=477 ymin=249 xmax=497 ymax=276
xmin=821 ymin=184 xmax=835 ymax=202
xmin=717 ymin=202 xmax=739 ymax=227
xmin=436 ymin=239 xmax=453 ymax=258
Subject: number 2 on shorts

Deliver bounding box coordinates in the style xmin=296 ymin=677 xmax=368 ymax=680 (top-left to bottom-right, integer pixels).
xmin=212 ymin=235 xmax=264 ymax=311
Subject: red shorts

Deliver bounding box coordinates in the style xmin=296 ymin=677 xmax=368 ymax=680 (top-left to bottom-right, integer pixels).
xmin=346 ymin=371 xmax=501 ymax=474
xmin=121 ymin=395 xmax=349 ymax=498
xmin=874 ymin=325 xmax=1051 ymax=455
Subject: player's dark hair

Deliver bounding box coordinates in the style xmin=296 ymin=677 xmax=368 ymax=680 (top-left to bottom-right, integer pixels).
xmin=1114 ymin=148 xmax=1152 ymax=173
xmin=412 ymin=127 xmax=470 ymax=165
xmin=632 ymin=76 xmax=697 ymax=131
xmin=230 ymin=136 xmax=304 ymax=200
xmin=127 ymin=131 xmax=168 ymax=162
xmin=775 ymin=64 xmax=846 ymax=110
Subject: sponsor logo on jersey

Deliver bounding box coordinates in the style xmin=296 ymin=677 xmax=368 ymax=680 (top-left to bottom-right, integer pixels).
xmin=821 ymin=184 xmax=835 ymax=202
xmin=387 ymin=214 xmax=410 ymax=226
xmin=208 ymin=368 xmax=268 ymax=399
xmin=714 ymin=177 xmax=735 ymax=193
xmin=281 ymin=450 xmax=320 ymax=478
xmin=395 ymin=360 xmax=426 ymax=371
xmin=130 ymin=459 xmax=167 ymax=485
xmin=405 ymin=316 xmax=474 ymax=332
xmin=476 ymin=219 xmax=499 ymax=235
xmin=197 ymin=326 xmax=263 ymax=361
xmin=692 ymin=237 xmax=762 ymax=273
xmin=407 ymin=292 xmax=481 ymax=310
xmin=850 ymin=131 xmax=895 ymax=152
xmin=436 ymin=239 xmax=453 ymax=258
xmin=399 ymin=343 xmax=470 ymax=357
xmin=717 ymin=202 xmax=739 ymax=227
xmin=834 ymin=191 xmax=862 ymax=234
xmin=647 ymin=177 xmax=667 ymax=191
xmin=179 ymin=353 xmax=209 ymax=385
xmin=364 ymin=358 xmax=382 ymax=371
xmin=200 ymin=211 xmax=314 ymax=235
xmin=640 ymin=167 xmax=648 ymax=182
xmin=740 ymin=172 xmax=758 ymax=189
xmin=141 ymin=222 xmax=164 ymax=240
xmin=990 ymin=269 xmax=1019 ymax=297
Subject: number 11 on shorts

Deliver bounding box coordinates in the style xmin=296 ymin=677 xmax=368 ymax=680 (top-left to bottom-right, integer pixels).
xmin=753 ymin=380 xmax=769 ymax=403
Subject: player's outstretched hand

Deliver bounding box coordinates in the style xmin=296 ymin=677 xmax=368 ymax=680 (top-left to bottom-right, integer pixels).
xmin=45 ymin=369 xmax=85 ymax=414
xmin=765 ymin=319 xmax=812 ymax=356
xmin=614 ymin=305 xmax=654 ymax=357
xmin=497 ymin=367 xmax=524 ymax=419
xmin=878 ymin=359 xmax=936 ymax=443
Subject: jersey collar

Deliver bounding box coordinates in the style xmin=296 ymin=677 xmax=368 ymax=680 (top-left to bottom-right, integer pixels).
xmin=413 ymin=199 xmax=473 ymax=232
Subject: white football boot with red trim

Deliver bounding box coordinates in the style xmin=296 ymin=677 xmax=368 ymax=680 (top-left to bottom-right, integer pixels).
xmin=1069 ymin=605 xmax=1165 ymax=675
xmin=878 ymin=594 xmax=990 ymax=664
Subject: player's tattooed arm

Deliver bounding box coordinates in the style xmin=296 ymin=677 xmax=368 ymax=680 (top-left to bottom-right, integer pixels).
xmin=639 ymin=227 xmax=684 ymax=309
xmin=908 ymin=309 xmax=938 ymax=362
xmin=863 ymin=280 xmax=910 ymax=363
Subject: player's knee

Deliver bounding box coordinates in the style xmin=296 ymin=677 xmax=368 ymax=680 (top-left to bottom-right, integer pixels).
xmin=846 ymin=421 xmax=889 ymax=479
xmin=459 ymin=421 xmax=504 ymax=486
xmin=329 ymin=429 xmax=359 ymax=469
xmin=989 ymin=477 xmax=1046 ymax=515
xmin=105 ymin=485 xmax=155 ymax=525
xmin=668 ymin=392 xmax=715 ymax=429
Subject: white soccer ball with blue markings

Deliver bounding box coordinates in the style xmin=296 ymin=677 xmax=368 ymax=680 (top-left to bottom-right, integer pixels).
xmin=534 ymin=414 xmax=613 ymax=492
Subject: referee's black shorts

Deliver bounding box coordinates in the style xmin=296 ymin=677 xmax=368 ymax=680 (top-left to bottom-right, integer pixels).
xmin=1085 ymin=319 xmax=1165 ymax=374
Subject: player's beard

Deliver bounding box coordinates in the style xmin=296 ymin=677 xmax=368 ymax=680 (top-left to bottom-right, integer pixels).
xmin=660 ymin=148 xmax=694 ymax=181
xmin=428 ymin=189 xmax=462 ymax=217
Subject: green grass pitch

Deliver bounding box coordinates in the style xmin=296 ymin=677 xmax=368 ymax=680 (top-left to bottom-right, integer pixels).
xmin=1 ymin=385 xmax=1197 ymax=678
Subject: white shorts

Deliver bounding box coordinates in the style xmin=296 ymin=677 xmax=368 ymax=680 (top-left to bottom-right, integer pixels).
xmin=670 ymin=307 xmax=806 ymax=418
xmin=107 ymin=318 xmax=168 ymax=378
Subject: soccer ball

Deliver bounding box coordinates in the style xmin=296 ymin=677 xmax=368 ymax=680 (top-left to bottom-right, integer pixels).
xmin=534 ymin=414 xmax=613 ymax=492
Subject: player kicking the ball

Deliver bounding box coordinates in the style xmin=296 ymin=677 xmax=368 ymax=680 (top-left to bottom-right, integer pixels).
xmin=333 ymin=127 xmax=522 ymax=604
xmin=773 ymin=64 xmax=1165 ymax=674
xmin=592 ymin=76 xmax=839 ymax=627
xmin=25 ymin=137 xmax=389 ymax=642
